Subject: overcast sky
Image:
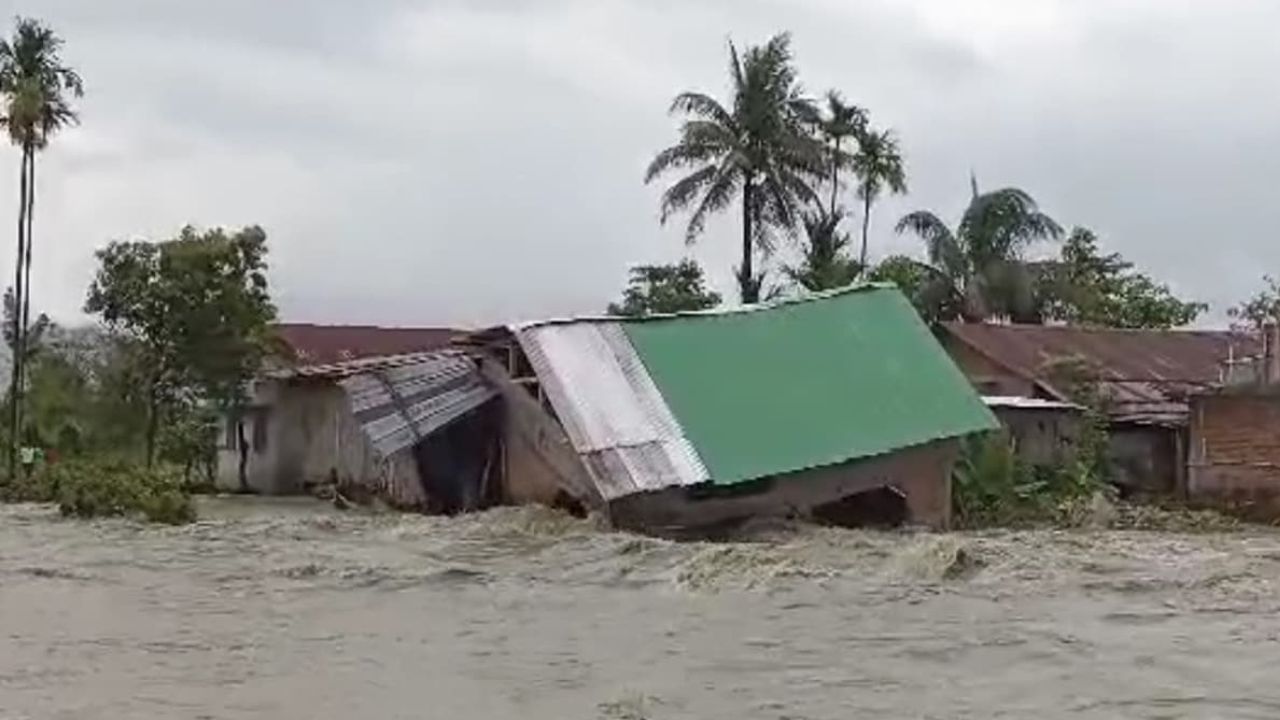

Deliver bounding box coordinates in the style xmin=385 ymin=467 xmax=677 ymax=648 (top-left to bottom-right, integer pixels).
xmin=1 ymin=0 xmax=1276 ymax=328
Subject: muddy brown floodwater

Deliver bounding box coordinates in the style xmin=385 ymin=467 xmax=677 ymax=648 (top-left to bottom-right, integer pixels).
xmin=4 ymin=497 xmax=1280 ymax=719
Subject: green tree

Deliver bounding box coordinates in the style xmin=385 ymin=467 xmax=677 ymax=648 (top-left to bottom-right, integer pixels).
xmin=84 ymin=225 xmax=277 ymax=470
xmin=1042 ymin=228 xmax=1205 ymax=329
xmin=607 ymin=259 xmax=722 ymax=317
xmin=869 ymin=254 xmax=963 ymax=325
xmin=851 ymin=125 xmax=906 ymax=270
xmin=645 ymin=33 xmax=822 ymax=303
xmin=1229 ymin=276 xmax=1280 ymax=332
xmin=785 ymin=209 xmax=861 ymax=292
xmin=816 ymin=91 xmax=866 ymax=218
xmin=895 ymin=179 xmax=1062 ymax=322
xmin=0 ymin=17 xmax=82 ymax=477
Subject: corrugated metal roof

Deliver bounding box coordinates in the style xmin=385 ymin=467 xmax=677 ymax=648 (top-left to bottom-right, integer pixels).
xmin=517 ymin=322 xmax=709 ymax=500
xmin=624 ymin=285 xmax=998 ymax=485
xmin=339 ymin=351 xmax=496 ymax=457
xmin=267 ymin=351 xmax=446 ymax=380
xmin=946 ymin=322 xmax=1258 ymax=426
xmin=275 ymin=324 xmax=460 ymax=365
xmin=983 ymin=396 xmax=1083 ymax=411
xmin=516 ymin=285 xmax=994 ymax=497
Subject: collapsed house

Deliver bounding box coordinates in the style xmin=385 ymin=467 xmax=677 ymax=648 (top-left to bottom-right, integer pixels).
xmin=943 ymin=322 xmax=1259 ymax=495
xmin=219 ymin=286 xmax=998 ymax=531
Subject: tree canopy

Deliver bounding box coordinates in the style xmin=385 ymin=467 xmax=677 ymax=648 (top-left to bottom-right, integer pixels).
xmin=607 ymin=260 xmax=722 ymax=317
xmin=84 ymin=225 xmax=277 ymax=464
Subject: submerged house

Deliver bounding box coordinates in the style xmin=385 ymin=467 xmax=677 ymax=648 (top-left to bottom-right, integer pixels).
xmin=219 ymin=287 xmax=997 ymax=531
xmin=472 ymin=283 xmax=997 ymax=531
xmin=943 ymin=322 xmax=1258 ymax=494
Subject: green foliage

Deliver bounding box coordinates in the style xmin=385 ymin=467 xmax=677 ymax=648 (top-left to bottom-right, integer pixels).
xmin=785 ymin=210 xmax=862 ymax=292
xmin=646 ymin=32 xmax=823 ymax=303
xmin=895 ymin=179 xmax=1063 ymax=323
xmin=607 ymin=260 xmax=722 ymax=317
xmin=952 ymin=433 xmax=1105 ymax=529
xmin=1041 ymin=228 xmax=1205 ymax=329
xmin=1228 ymin=275 xmax=1280 ymax=332
xmin=869 ymin=255 xmax=963 ymax=325
xmin=851 ymin=125 xmax=907 ymax=267
xmin=84 ymin=225 xmax=277 ymax=463
xmin=3 ymin=458 xmax=195 ymax=524
xmin=0 ymin=17 xmax=83 ymax=150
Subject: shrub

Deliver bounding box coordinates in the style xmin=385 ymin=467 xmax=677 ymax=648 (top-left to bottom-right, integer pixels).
xmin=47 ymin=459 xmax=196 ymax=524
xmin=953 ymin=432 xmax=1105 ymax=529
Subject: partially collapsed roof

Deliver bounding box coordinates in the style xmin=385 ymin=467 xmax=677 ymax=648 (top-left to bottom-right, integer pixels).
xmin=945 ymin=322 xmax=1259 ymax=425
xmin=517 ymin=284 xmax=997 ymax=500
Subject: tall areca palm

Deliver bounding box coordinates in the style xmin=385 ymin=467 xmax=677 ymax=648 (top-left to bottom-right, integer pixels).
xmin=851 ymin=126 xmax=906 ymax=270
xmin=645 ymin=33 xmax=822 ymax=303
xmin=785 ymin=208 xmax=861 ymax=292
xmin=817 ymin=91 xmax=865 ymax=218
xmin=0 ymin=17 xmax=83 ymax=474
xmin=894 ymin=180 xmax=1062 ymax=322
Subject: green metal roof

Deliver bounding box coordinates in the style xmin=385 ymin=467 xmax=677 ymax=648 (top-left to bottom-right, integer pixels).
xmin=621 ymin=284 xmax=997 ymax=485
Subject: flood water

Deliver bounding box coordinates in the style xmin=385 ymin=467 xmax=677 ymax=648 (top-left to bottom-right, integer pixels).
xmin=3 ymin=498 xmax=1280 ymax=719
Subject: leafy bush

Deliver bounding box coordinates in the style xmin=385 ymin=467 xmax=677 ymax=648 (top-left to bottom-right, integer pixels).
xmin=953 ymin=432 xmax=1105 ymax=529
xmin=3 ymin=458 xmax=197 ymax=524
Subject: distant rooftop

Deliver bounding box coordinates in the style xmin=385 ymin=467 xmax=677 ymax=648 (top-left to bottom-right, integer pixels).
xmin=274 ymin=323 xmax=461 ymax=366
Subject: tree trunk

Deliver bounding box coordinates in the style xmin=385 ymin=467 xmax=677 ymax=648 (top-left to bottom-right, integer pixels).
xmin=740 ymin=182 xmax=757 ymax=304
xmin=8 ymin=147 xmax=29 ymax=481
xmin=237 ymin=418 xmax=250 ymax=493
xmin=829 ymin=139 xmax=840 ymax=218
xmin=20 ymin=149 xmax=35 ymax=395
xmin=859 ymin=191 xmax=873 ymax=275
xmin=145 ymin=387 xmax=160 ymax=469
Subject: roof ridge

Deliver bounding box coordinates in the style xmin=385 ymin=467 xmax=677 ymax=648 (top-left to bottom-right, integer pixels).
xmin=950 ymin=322 xmax=1245 ymax=337
xmin=514 ymin=282 xmax=898 ymax=330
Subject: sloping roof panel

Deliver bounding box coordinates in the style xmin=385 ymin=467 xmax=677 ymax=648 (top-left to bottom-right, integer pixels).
xmin=623 ymin=286 xmax=998 ymax=485
xmin=517 ymin=322 xmax=709 ymax=499
xmin=339 ymin=351 xmax=495 ymax=457
xmin=945 ymin=322 xmax=1258 ymax=425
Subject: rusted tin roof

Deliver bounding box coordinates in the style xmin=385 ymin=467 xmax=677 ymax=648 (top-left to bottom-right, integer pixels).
xmin=339 ymin=351 xmax=495 ymax=457
xmin=946 ymin=323 xmax=1259 ymax=425
xmin=517 ymin=322 xmax=709 ymax=500
xmin=275 ymin=324 xmax=460 ymax=365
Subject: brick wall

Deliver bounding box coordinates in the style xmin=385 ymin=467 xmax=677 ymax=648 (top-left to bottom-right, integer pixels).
xmin=1189 ymin=393 xmax=1280 ymax=509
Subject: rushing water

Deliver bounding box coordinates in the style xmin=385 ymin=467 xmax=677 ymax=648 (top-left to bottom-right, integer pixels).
xmin=3 ymin=497 xmax=1280 ymax=719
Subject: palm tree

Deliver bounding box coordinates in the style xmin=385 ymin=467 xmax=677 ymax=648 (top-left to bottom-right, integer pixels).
xmin=645 ymin=32 xmax=822 ymax=303
xmin=0 ymin=17 xmax=82 ymax=475
xmin=893 ymin=178 xmax=1062 ymax=322
xmin=786 ymin=209 xmax=861 ymax=292
xmin=817 ymin=91 xmax=865 ymax=218
xmin=851 ymin=126 xmax=906 ymax=270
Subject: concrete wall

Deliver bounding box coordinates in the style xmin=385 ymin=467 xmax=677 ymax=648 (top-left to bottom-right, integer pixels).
xmin=993 ymin=407 xmax=1083 ymax=466
xmin=609 ymin=439 xmax=960 ymax=535
xmin=215 ymin=378 xmax=426 ymax=506
xmin=1188 ymin=393 xmax=1280 ymax=512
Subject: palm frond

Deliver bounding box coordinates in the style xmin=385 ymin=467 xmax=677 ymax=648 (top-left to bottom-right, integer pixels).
xmin=657 ymin=164 xmax=720 ymax=223
xmin=670 ymin=92 xmax=735 ymax=128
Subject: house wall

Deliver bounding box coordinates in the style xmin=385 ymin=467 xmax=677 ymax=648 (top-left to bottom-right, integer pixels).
xmin=1188 ymin=393 xmax=1280 ymax=513
xmin=215 ymin=379 xmax=285 ymax=493
xmin=941 ymin=336 xmax=1037 ymax=397
xmin=993 ymin=407 xmax=1083 ymax=466
xmin=608 ymin=438 xmax=960 ymax=536
xmin=1107 ymin=424 xmax=1179 ymax=495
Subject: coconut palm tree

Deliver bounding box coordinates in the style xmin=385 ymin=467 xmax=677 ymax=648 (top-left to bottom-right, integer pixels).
xmin=851 ymin=126 xmax=906 ymax=270
xmin=817 ymin=91 xmax=865 ymax=218
xmin=0 ymin=17 xmax=83 ymax=475
xmin=893 ymin=178 xmax=1062 ymax=322
xmin=645 ymin=33 xmax=823 ymax=303
xmin=786 ymin=208 xmax=861 ymax=292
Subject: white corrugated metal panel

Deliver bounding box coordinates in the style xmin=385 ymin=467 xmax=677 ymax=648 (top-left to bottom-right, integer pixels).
xmin=339 ymin=352 xmax=496 ymax=457
xmin=983 ymin=396 xmax=1083 ymax=411
xmin=517 ymin=322 xmax=708 ymax=499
